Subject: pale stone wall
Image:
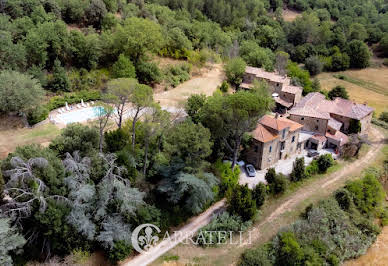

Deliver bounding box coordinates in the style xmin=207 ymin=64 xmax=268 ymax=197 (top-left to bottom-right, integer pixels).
xmin=244 ymin=128 xmax=301 ymax=170
xmin=289 ymin=114 xmax=328 ymax=135
xmin=330 ymin=114 xmax=350 ymax=132
xmin=359 ymin=112 xmax=372 ymax=134
xmin=281 ymin=91 xmax=296 ymax=104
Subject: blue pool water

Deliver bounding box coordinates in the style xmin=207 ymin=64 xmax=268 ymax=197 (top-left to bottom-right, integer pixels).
xmin=56 ymin=106 xmax=107 ymax=124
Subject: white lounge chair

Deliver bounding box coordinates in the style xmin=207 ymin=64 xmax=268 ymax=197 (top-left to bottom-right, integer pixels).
xmin=61 ymin=108 xmax=66 ymax=112
xmin=86 ymin=102 xmax=90 ymax=107
xmin=58 ymin=109 xmax=63 ymax=114
xmin=77 ymin=104 xmax=81 ymax=108
xmin=91 ymin=101 xmax=94 ymax=105
xmin=81 ymin=99 xmax=87 ymax=107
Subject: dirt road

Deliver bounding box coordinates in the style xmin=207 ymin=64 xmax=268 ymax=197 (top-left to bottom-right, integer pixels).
xmin=121 ymin=200 xmax=226 ymax=266
xmin=122 ymin=127 xmax=385 ymax=265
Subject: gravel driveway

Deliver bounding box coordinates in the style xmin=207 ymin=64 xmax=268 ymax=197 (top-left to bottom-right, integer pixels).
xmin=239 ymin=149 xmax=337 ymax=188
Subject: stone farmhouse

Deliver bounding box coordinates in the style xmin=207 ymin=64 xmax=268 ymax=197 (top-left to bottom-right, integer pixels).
xmin=288 ymin=92 xmax=374 ymax=151
xmin=240 ymin=67 xmax=374 ymax=170
xmin=240 ymin=66 xmax=303 ymax=111
xmin=244 ymin=114 xmax=303 ymax=170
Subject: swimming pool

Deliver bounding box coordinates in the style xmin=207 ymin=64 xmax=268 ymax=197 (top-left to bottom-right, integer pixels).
xmin=56 ymin=106 xmax=107 ymax=124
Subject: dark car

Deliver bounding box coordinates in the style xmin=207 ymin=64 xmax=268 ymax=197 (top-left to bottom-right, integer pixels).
xmin=245 ymin=164 xmax=256 ymax=177
xmin=307 ymin=151 xmax=320 ymax=158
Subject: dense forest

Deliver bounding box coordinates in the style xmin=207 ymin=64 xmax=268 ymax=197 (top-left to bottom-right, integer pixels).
xmin=1 ymin=0 xmax=388 ymax=265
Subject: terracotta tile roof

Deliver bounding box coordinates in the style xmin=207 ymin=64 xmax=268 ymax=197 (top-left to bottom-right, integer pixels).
xmin=252 ymin=115 xmax=303 ymax=142
xmin=278 ymin=117 xmax=304 ymax=132
xmin=290 ymin=92 xmax=373 ymax=121
xmin=260 ymin=115 xmax=290 ymax=131
xmin=328 ymin=118 xmax=342 ymax=131
xmin=326 ymin=130 xmax=349 ymax=146
xmin=252 ymin=123 xmax=278 ymax=143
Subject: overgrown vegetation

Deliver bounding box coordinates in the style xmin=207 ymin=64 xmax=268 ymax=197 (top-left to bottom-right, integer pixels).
xmin=240 ymin=171 xmax=386 ymax=266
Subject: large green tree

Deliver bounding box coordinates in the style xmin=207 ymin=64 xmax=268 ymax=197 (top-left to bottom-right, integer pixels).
xmin=114 ymin=17 xmax=164 ymax=62
xmin=164 ymin=119 xmax=213 ymax=170
xmin=224 ymin=57 xmax=247 ymax=88
xmin=0 ymin=70 xmax=44 ymax=114
xmin=347 ymin=40 xmax=371 ymax=68
xmin=107 ymin=78 xmax=137 ymax=129
xmin=200 ymin=90 xmax=273 ymax=168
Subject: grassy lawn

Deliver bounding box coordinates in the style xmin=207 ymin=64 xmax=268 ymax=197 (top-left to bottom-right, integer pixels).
xmin=0 ymin=123 xmax=61 ymax=159
xmin=317 ymin=67 xmax=388 ymax=116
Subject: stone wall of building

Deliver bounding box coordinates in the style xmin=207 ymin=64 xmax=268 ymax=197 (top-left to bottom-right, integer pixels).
xmin=289 ymin=114 xmax=328 ymax=135
xmin=360 ymin=112 xmax=373 ymax=134
xmin=244 ymin=129 xmax=301 ymax=170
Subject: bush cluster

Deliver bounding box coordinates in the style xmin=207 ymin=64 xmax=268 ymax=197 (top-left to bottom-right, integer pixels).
xmin=164 ymin=63 xmax=192 ymax=88
xmin=196 ymin=212 xmax=252 ymax=247
xmin=240 ymin=173 xmax=385 ymax=266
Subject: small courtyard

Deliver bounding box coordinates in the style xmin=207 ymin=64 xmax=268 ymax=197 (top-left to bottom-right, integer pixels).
xmin=239 ymin=148 xmax=337 ymax=188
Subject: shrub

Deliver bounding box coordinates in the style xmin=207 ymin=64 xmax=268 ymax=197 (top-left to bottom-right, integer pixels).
xmin=219 ymin=81 xmax=229 ymax=93
xmin=49 ymin=59 xmax=70 ymax=92
xmin=196 ymin=212 xmax=251 ymax=247
xmin=239 ymin=245 xmax=272 ymax=266
xmin=270 ymin=173 xmax=288 ymax=195
xmin=304 ymin=56 xmax=323 ymax=75
xmin=316 ymin=154 xmax=334 ymax=173
xmin=328 ymin=85 xmax=349 ymax=100
xmin=381 ymin=208 xmax=388 ymax=226
xmin=266 ymin=168 xmax=288 ymax=195
xmin=136 ymin=60 xmax=162 ymax=85
xmin=345 ymin=173 xmax=386 ymax=215
xmin=107 ymin=241 xmax=132 ymax=263
xmin=290 ymin=157 xmax=307 ymax=182
xmin=264 ymin=168 xmax=276 ymax=184
xmin=49 ymin=123 xmax=99 ymax=157
xmin=227 ymin=184 xmax=256 ymax=221
xmin=111 ymin=54 xmax=136 ymax=78
xmin=225 ymin=57 xmax=246 ymax=88
xmin=372 ymin=118 xmax=388 ymax=129
xmin=348 ymin=119 xmax=362 ymax=134
xmin=277 ymin=231 xmax=304 ymax=265
xmin=45 ymin=90 xmax=102 ymax=111
xmin=164 ymin=63 xmax=192 ymax=87
xmin=27 ymin=105 xmax=49 ymax=125
xmin=213 ymin=160 xmax=240 ymax=195
xmin=305 ymin=160 xmax=319 ymax=177
xmin=335 ymin=188 xmax=354 ymax=211
xmin=71 ymin=249 xmax=91 ymax=265
xmin=104 ymin=128 xmax=129 ymax=153
xmin=379 ymin=112 xmax=388 ymax=123
xmin=252 ymin=183 xmax=267 ymax=208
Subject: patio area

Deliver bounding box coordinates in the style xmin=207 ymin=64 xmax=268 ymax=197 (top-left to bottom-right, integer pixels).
xmin=239 ymin=148 xmax=337 ymax=188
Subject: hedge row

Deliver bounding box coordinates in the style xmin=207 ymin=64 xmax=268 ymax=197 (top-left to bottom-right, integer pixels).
xmin=27 ymin=90 xmax=102 ymax=125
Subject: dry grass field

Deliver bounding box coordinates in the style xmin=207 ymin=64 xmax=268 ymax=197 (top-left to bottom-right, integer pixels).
xmin=282 ymin=8 xmax=302 ymax=22
xmin=0 ymin=122 xmax=60 ymax=159
xmin=154 ymin=64 xmax=224 ymax=107
xmin=317 ymin=67 xmax=388 ymax=116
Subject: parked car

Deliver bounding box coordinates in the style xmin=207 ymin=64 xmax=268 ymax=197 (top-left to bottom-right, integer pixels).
xmin=307 ymin=151 xmax=320 ymax=158
xmin=245 ymin=164 xmax=256 ymax=177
